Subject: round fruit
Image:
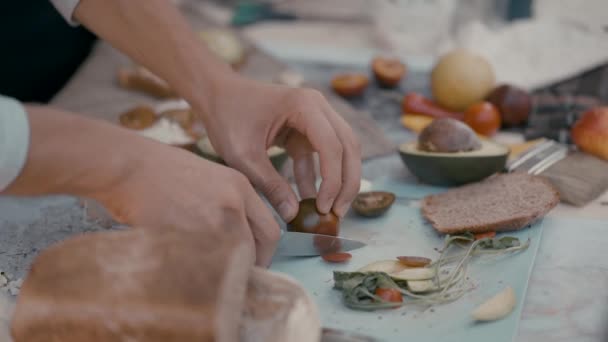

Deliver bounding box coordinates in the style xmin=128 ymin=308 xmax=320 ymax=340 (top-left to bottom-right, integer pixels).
xmin=418 ymin=117 xmax=481 ymax=153
xmin=431 ymin=49 xmax=495 ymax=111
xmin=486 ymin=84 xmax=532 ymax=126
xmin=396 ymin=256 xmax=432 ymax=267
xmin=372 ymin=57 xmax=406 ymax=87
xmin=375 ymin=288 xmax=403 ymax=304
xmin=288 ymin=198 xmax=340 ymax=236
xmin=331 ymin=74 xmax=369 ymax=98
xmin=571 ymin=107 xmax=608 ymax=161
xmin=464 ymin=102 xmax=501 ymax=136
xmin=119 ymin=105 xmax=157 ymax=130
xmin=351 ymin=191 xmax=396 ymax=217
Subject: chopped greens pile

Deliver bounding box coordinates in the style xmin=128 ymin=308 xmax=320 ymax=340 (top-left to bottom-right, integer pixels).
xmin=333 ymin=233 xmax=530 ymax=311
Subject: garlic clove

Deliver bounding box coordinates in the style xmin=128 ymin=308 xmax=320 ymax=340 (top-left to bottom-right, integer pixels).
xmin=471 ymin=286 xmax=516 ymax=321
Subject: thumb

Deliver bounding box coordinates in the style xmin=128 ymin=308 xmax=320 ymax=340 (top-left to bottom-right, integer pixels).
xmin=228 ymin=151 xmax=298 ymax=222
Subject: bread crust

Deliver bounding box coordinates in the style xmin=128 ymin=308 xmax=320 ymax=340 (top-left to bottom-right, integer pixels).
xmin=422 ymin=173 xmax=560 ymax=234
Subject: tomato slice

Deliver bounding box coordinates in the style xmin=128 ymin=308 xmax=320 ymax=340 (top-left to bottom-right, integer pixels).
xmin=396 ymin=256 xmax=432 ymax=267
xmin=474 ymin=231 xmax=497 ymax=240
xmin=321 ymin=252 xmax=352 ymax=263
xmin=375 ymin=288 xmax=403 ymax=303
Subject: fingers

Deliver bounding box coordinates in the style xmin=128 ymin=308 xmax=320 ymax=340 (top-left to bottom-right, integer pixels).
xmin=228 ymin=148 xmax=299 ymax=223
xmin=293 ymin=153 xmax=317 ymax=199
xmin=285 ymin=131 xmax=317 ymax=199
xmin=243 ymin=186 xmax=282 ymax=267
xmin=320 ymin=101 xmax=362 ymax=217
xmin=290 ymin=100 xmax=343 ymax=214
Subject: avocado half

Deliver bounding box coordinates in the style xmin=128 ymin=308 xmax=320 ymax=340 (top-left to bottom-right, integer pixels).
xmin=195 ymin=136 xmax=289 ymax=171
xmin=399 ymin=139 xmax=509 ymax=186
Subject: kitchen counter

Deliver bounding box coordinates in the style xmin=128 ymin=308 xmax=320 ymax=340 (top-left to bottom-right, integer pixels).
xmin=0 ymin=56 xmax=607 ymax=342
xmin=286 ymin=61 xmax=608 ymax=341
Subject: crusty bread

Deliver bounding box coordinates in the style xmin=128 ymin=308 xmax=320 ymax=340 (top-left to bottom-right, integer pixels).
xmin=241 ymin=268 xmax=320 ymax=342
xmin=422 ymin=173 xmax=559 ymax=234
xmin=11 ymin=228 xmax=254 ymax=342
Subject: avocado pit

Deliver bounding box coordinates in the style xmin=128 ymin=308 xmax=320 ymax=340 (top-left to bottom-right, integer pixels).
xmin=418 ymin=118 xmax=481 ymax=153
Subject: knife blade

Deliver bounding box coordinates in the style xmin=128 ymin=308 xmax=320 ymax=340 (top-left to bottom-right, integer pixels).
xmin=321 ymin=327 xmax=379 ymax=342
xmin=275 ymin=231 xmax=366 ymax=256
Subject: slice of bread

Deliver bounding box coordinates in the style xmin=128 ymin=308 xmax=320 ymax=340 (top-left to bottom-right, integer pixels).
xmin=422 ymin=173 xmax=559 ymax=234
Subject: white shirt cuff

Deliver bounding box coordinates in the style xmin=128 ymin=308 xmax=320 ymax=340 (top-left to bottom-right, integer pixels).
xmin=0 ymin=96 xmax=30 ymax=192
xmin=49 ymin=0 xmax=81 ymax=26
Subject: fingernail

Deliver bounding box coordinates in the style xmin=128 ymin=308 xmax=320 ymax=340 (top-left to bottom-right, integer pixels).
xmin=318 ymin=197 xmax=333 ymax=214
xmin=278 ymin=201 xmax=297 ymax=221
xmin=335 ymin=203 xmax=351 ymax=218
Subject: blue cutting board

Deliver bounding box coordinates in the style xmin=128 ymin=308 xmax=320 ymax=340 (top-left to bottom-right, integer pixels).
xmin=271 ymin=180 xmax=543 ymax=342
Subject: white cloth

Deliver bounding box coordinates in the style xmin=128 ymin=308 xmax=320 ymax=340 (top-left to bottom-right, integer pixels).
xmin=0 ymin=96 xmax=30 ymax=192
xmin=48 ymin=0 xmax=81 ymax=26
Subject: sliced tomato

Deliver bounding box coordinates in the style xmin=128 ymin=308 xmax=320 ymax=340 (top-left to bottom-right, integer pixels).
xmin=396 ymin=256 xmax=432 ymax=267
xmin=474 ymin=231 xmax=497 ymax=240
xmin=375 ymin=288 xmax=403 ymax=303
xmin=321 ymin=252 xmax=352 ymax=263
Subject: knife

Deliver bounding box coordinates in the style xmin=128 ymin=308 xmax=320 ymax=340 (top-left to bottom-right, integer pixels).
xmin=321 ymin=327 xmax=379 ymax=342
xmin=275 ymin=231 xmax=366 ymax=257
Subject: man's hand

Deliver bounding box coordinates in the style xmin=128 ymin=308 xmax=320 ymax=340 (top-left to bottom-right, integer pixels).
xmin=73 ymin=0 xmax=362 ymax=222
xmin=4 ymin=106 xmax=280 ymax=266
xmin=201 ymin=77 xmax=362 ymax=221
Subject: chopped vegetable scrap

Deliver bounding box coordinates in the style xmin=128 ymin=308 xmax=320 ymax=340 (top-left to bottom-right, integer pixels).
xmin=322 ymin=252 xmax=352 ymax=264
xmin=333 ymin=233 xmax=530 ymax=310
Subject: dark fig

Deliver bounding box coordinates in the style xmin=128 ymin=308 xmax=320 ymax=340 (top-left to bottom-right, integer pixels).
xmin=351 ymin=191 xmax=396 ymax=217
xmin=288 ymin=198 xmax=340 ymax=236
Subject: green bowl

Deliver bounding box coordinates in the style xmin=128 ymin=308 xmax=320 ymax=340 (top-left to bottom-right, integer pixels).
xmin=398 ymin=140 xmax=509 ymax=186
xmin=195 ymin=136 xmax=289 ymax=171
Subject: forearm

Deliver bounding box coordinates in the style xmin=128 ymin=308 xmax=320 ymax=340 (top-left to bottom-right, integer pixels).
xmin=73 ymin=0 xmax=236 ymax=116
xmin=3 ymin=105 xmax=141 ymax=198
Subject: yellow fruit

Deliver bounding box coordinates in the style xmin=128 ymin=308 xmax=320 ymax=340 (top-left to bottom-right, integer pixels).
xmin=431 ymin=49 xmax=495 ymax=111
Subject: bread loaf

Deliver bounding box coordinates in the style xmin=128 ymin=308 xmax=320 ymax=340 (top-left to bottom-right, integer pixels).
xmin=422 ymin=173 xmax=559 ymax=234
xmin=241 ymin=268 xmax=320 ymax=342
xmin=11 ymin=228 xmax=254 ymax=342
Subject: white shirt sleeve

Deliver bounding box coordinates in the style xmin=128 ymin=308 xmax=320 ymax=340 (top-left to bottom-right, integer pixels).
xmin=48 ymin=0 xmax=82 ymax=26
xmin=0 ymin=95 xmax=30 ymax=192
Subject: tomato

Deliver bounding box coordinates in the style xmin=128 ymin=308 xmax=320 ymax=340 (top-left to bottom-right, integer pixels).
xmin=375 ymin=288 xmax=403 ymax=303
xmin=396 ymin=256 xmax=432 ymax=267
xmin=474 ymin=231 xmax=496 ymax=240
xmin=372 ymin=57 xmax=406 ymax=87
xmin=331 ymin=74 xmax=369 ymax=97
xmin=321 ymin=252 xmax=352 ymax=263
xmin=463 ymin=102 xmax=501 ymax=136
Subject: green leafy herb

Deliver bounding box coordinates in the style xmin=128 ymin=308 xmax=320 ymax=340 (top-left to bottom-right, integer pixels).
xmin=333 ymin=272 xmax=403 ymax=310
